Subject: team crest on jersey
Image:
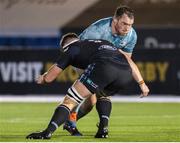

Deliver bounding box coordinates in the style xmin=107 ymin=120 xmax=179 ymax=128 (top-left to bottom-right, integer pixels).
xmin=119 ymin=41 xmax=127 ymax=47
xmin=88 ymin=40 xmax=102 ymax=43
xmin=86 ymin=78 xmax=98 ymax=89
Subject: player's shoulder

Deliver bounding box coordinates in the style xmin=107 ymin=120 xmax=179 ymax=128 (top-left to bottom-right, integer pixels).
xmin=128 ymin=27 xmax=137 ymax=40
xmin=131 ymin=27 xmax=137 ymax=37
xmin=91 ymin=17 xmax=112 ymax=27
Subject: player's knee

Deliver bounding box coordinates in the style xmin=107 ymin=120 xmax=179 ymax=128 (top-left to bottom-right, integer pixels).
xmin=61 ymin=95 xmax=78 ymax=111
xmin=62 ymin=80 xmax=94 ymax=111
xmin=65 ymin=81 xmax=93 ymax=108
xmin=89 ymin=94 xmax=97 ymax=106
xmin=97 ymin=96 xmax=111 ymax=102
xmin=81 ymin=95 xmax=96 ymax=111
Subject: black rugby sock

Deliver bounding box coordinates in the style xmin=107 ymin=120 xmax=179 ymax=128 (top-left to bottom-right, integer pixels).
xmin=46 ymin=105 xmax=70 ymax=134
xmin=77 ymin=108 xmax=87 ymax=120
xmin=96 ymin=98 xmax=112 ymax=130
xmin=77 ymin=105 xmax=93 ymax=120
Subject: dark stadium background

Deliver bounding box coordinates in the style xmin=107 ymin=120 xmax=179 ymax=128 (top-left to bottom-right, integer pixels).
xmin=0 ymin=0 xmax=180 ymax=95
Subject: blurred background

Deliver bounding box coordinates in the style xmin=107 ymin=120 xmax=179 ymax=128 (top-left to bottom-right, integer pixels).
xmin=0 ymin=0 xmax=180 ymax=96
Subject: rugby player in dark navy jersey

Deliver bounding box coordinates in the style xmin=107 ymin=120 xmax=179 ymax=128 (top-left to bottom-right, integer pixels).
xmin=26 ymin=33 xmax=149 ymax=140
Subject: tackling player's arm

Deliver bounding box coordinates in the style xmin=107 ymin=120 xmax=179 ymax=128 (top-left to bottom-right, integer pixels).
xmin=36 ymin=51 xmax=72 ymax=84
xmin=36 ymin=64 xmax=62 ymax=84
xmin=119 ymin=49 xmax=149 ymax=97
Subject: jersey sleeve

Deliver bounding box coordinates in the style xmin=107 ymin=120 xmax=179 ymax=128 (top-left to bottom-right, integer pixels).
xmin=56 ymin=50 xmax=72 ymax=70
xmin=123 ymin=30 xmax=137 ymax=53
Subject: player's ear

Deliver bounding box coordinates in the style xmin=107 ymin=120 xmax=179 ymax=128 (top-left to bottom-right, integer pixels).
xmin=113 ymin=17 xmax=118 ymax=24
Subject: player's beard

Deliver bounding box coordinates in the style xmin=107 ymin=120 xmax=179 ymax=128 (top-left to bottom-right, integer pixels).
xmin=114 ymin=24 xmax=127 ymax=36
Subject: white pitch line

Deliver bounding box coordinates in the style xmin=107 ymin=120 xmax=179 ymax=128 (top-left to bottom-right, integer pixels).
xmin=0 ymin=95 xmax=180 ymax=103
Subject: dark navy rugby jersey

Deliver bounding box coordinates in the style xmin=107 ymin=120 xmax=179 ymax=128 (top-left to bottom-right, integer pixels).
xmin=56 ymin=39 xmax=129 ymax=70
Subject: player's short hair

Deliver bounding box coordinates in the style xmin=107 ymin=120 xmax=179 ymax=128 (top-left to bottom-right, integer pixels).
xmin=114 ymin=5 xmax=134 ymax=19
xmin=60 ymin=33 xmax=79 ymax=48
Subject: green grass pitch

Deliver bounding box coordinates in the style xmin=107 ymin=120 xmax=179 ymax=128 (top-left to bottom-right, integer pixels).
xmin=0 ymin=102 xmax=180 ymax=142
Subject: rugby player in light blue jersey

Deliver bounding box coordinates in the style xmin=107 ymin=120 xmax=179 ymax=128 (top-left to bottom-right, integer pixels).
xmin=80 ymin=17 xmax=137 ymax=54
xmin=64 ymin=6 xmax=137 ymax=138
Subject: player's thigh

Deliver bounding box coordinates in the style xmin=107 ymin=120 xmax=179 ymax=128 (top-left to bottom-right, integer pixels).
xmin=79 ymin=62 xmax=116 ymax=95
xmin=116 ymin=68 xmax=132 ymax=88
xmin=73 ymin=80 xmax=93 ymax=99
xmin=80 ymin=94 xmax=97 ymax=111
xmin=85 ymin=94 xmax=97 ymax=106
xmin=104 ymin=68 xmax=132 ymax=96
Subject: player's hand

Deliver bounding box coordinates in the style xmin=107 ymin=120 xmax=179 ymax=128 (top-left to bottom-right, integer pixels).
xmin=36 ymin=72 xmax=48 ymax=84
xmin=139 ymin=83 xmax=149 ymax=98
xmin=36 ymin=75 xmax=45 ymax=84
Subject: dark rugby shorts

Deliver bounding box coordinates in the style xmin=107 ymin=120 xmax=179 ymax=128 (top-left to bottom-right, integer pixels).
xmin=78 ymin=61 xmax=132 ymax=97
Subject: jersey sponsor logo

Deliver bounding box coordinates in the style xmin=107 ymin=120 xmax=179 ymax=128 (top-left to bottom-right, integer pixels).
xmin=88 ymin=40 xmax=102 ymax=43
xmin=86 ymin=78 xmax=98 ymax=89
xmin=98 ymin=45 xmax=117 ymax=51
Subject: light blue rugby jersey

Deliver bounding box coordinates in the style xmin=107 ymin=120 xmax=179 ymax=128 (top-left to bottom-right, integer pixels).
xmin=79 ymin=17 xmax=137 ymax=53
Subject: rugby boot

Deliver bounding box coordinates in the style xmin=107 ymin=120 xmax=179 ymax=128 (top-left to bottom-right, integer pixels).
xmin=94 ymin=127 xmax=108 ymax=138
xmin=26 ymin=130 xmax=52 ymax=139
xmin=63 ymin=122 xmax=82 ymax=136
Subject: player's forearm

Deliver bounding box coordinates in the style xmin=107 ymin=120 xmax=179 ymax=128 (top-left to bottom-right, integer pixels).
xmin=120 ymin=50 xmax=132 ymax=58
xmin=122 ymin=52 xmax=149 ymax=96
xmin=129 ymin=60 xmax=144 ymax=84
xmin=42 ymin=64 xmax=62 ymax=83
xmin=120 ymin=50 xmax=144 ymax=83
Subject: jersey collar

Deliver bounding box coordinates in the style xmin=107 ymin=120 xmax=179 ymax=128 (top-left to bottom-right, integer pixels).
xmin=62 ymin=39 xmax=79 ymax=50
